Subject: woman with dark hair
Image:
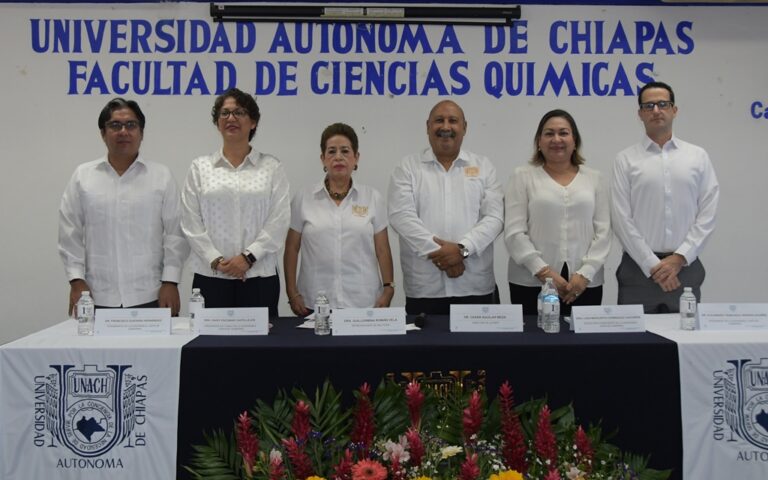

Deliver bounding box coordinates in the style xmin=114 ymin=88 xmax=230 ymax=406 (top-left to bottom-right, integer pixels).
xmin=504 ymin=109 xmax=611 ymax=316
xmin=284 ymin=123 xmax=394 ymax=315
xmin=181 ymin=88 xmax=290 ymax=315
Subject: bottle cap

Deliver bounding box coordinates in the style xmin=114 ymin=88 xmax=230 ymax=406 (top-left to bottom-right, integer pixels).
xmin=683 ymin=287 xmax=692 ymax=292
xmin=192 ymin=288 xmax=201 ymax=293
xmin=82 ymin=291 xmax=90 ymax=296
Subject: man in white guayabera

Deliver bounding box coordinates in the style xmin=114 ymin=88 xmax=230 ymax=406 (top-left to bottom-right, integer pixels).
xmin=58 ymin=98 xmax=189 ymax=316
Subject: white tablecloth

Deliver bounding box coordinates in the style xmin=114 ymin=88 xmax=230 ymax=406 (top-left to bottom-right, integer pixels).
xmin=0 ymin=319 xmax=195 ymax=479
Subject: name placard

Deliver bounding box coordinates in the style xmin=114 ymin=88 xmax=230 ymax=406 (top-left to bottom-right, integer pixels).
xmin=332 ymin=308 xmax=406 ymax=336
xmin=197 ymin=307 xmax=269 ymax=335
xmin=449 ymin=304 xmax=523 ymax=332
xmin=572 ymin=305 xmax=645 ymax=333
xmin=94 ymin=308 xmax=171 ymax=336
xmin=698 ymin=303 xmax=768 ymax=331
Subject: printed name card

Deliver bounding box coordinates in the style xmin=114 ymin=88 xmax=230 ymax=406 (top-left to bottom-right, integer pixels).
xmin=571 ymin=305 xmax=645 ymax=333
xmin=197 ymin=307 xmax=269 ymax=335
xmin=332 ymin=308 xmax=406 ymax=336
xmin=698 ymin=303 xmax=768 ymax=331
xmin=94 ymin=308 xmax=171 ymax=336
xmin=449 ymin=304 xmax=523 ymax=332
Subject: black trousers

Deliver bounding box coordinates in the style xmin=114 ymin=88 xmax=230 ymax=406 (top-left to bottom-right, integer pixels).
xmin=508 ymin=263 xmax=603 ymax=316
xmin=192 ymin=273 xmax=280 ymax=318
xmin=405 ymin=286 xmax=500 ymax=315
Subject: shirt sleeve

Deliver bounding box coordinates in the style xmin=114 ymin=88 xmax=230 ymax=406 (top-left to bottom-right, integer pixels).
xmin=504 ymin=167 xmax=547 ymax=276
xmin=245 ymin=161 xmax=291 ymax=260
xmin=611 ymin=153 xmax=659 ymax=277
xmin=387 ymin=158 xmax=440 ymax=258
xmin=577 ymin=170 xmax=612 ymax=282
xmin=675 ymin=151 xmax=719 ymax=264
xmin=181 ymin=160 xmax=223 ymax=265
xmin=58 ymin=169 xmax=86 ymax=281
xmin=160 ymin=171 xmax=190 ymax=283
xmin=459 ymin=158 xmax=504 ymax=256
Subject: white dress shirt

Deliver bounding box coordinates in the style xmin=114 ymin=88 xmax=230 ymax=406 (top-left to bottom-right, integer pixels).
xmin=388 ymin=148 xmax=504 ymax=298
xmin=290 ymin=181 xmax=387 ymax=308
xmin=504 ymin=164 xmax=611 ymax=287
xmin=181 ymin=149 xmax=290 ymax=279
xmin=58 ymin=156 xmax=189 ymax=307
xmin=612 ymin=135 xmax=719 ymax=277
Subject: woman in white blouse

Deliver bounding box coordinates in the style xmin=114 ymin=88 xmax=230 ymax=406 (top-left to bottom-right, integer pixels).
xmin=504 ymin=109 xmax=611 ymax=315
xmin=284 ymin=123 xmax=394 ymax=315
xmin=181 ymin=88 xmax=290 ymax=316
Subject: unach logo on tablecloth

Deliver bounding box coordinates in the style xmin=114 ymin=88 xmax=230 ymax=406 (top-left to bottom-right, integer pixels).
xmin=33 ymin=364 xmax=147 ymax=461
xmin=714 ymin=358 xmax=768 ymax=452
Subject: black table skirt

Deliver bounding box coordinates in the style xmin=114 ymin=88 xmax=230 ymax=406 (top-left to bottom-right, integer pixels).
xmin=177 ymin=316 xmax=682 ymax=479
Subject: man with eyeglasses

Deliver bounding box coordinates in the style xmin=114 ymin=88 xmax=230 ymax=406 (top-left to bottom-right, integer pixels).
xmin=58 ymin=98 xmax=189 ymax=316
xmin=611 ymin=81 xmax=719 ymax=313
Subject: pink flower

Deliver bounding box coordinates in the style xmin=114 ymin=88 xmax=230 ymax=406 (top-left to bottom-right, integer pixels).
xmin=544 ymin=469 xmax=562 ymax=480
xmin=332 ymin=449 xmax=354 ymax=480
xmin=535 ymin=405 xmax=558 ymax=468
xmin=498 ymin=382 xmax=527 ymax=473
xmin=291 ymin=400 xmax=312 ymax=442
xmin=235 ymin=411 xmax=259 ymax=478
xmin=405 ymin=381 xmax=425 ymax=428
xmin=351 ymin=459 xmax=388 ymax=480
xmin=382 ymin=436 xmax=410 ymax=463
xmin=405 ymin=427 xmax=425 ymax=467
xmin=282 ymin=437 xmax=314 ymax=480
xmin=462 ymin=391 xmax=483 ymax=444
xmin=351 ymin=383 xmax=376 ymax=456
xmin=459 ymin=453 xmax=480 ymax=480
xmin=268 ymin=449 xmax=286 ymax=480
xmin=574 ymin=426 xmax=594 ymax=470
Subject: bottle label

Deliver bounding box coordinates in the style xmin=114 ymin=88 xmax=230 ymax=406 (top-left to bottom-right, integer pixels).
xmin=316 ymin=304 xmax=330 ymax=316
xmin=77 ymin=304 xmax=93 ymax=318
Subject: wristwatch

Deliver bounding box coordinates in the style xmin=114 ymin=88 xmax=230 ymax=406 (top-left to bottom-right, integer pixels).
xmin=382 ymin=282 xmax=395 ymax=289
xmin=243 ymin=250 xmax=257 ymax=266
xmin=458 ymin=243 xmax=470 ymax=259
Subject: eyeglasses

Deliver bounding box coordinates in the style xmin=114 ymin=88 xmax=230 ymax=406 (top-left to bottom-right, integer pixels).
xmin=105 ymin=120 xmax=140 ymax=132
xmin=639 ymin=101 xmax=674 ymax=112
xmin=219 ymin=108 xmax=249 ymax=119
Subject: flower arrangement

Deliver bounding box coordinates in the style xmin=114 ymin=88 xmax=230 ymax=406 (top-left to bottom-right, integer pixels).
xmin=184 ymin=379 xmax=670 ymax=480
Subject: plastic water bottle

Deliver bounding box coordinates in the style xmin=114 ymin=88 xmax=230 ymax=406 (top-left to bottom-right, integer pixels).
xmin=189 ymin=288 xmax=205 ymax=332
xmin=679 ymin=287 xmax=697 ymax=331
xmin=314 ymin=291 xmax=331 ymax=335
xmin=76 ymin=291 xmax=95 ymax=336
xmin=536 ymin=282 xmax=546 ymax=328
xmin=541 ymin=279 xmax=560 ymax=333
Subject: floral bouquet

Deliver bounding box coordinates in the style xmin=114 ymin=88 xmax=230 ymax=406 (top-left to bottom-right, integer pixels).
xmin=184 ymin=379 xmax=671 ymax=480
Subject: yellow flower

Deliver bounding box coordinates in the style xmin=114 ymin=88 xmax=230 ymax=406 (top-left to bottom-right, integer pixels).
xmin=489 ymin=470 xmax=523 ymax=480
xmin=411 ymin=477 xmax=433 ymax=480
xmin=306 ymin=477 xmax=327 ymax=480
xmin=440 ymin=445 xmax=463 ymax=459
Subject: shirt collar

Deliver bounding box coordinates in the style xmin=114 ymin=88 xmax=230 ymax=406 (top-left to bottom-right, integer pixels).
xmin=422 ymin=147 xmax=470 ymax=167
xmin=313 ymin=178 xmax=358 ymax=199
xmin=212 ymin=147 xmax=259 ymax=168
xmin=642 ymin=134 xmax=679 ymax=152
xmin=98 ymin=154 xmax=146 ymax=173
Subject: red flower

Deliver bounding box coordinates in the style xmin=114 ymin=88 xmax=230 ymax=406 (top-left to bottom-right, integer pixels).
xmin=350 ymin=383 xmax=376 ymax=456
xmin=405 ymin=427 xmax=425 ymax=467
xmin=405 ymin=381 xmax=425 ymax=428
xmin=462 ymin=391 xmax=483 ymax=444
xmin=389 ymin=456 xmax=405 ymax=480
xmin=291 ymin=400 xmax=312 ymax=442
xmin=535 ymin=405 xmax=558 ymax=469
xmin=498 ymin=382 xmax=527 ymax=473
xmin=282 ymin=437 xmax=314 ymax=480
xmin=544 ymin=468 xmax=562 ymax=480
xmin=459 ymin=453 xmax=480 ymax=480
xmin=332 ymin=449 xmax=354 ymax=480
xmin=268 ymin=451 xmax=286 ymax=480
xmin=235 ymin=411 xmax=259 ymax=478
xmin=574 ymin=425 xmax=594 ymax=471
xmin=351 ymin=459 xmax=387 ymax=480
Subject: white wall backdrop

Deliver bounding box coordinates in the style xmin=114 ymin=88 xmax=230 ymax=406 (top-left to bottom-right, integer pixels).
xmin=1 ymin=2 xmax=766 ymax=344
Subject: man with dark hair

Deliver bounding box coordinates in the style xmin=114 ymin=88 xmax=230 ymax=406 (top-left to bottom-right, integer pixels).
xmin=388 ymin=100 xmax=503 ymax=315
xmin=612 ymin=81 xmax=719 ymax=313
xmin=59 ymin=98 xmax=189 ymax=315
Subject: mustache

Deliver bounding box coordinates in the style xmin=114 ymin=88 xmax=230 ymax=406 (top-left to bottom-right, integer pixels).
xmin=436 ymin=130 xmax=456 ymax=138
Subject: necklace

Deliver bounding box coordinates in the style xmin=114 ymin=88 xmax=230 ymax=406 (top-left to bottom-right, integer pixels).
xmin=325 ymin=177 xmax=352 ymax=201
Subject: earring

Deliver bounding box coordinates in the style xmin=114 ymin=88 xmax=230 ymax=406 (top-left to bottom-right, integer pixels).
xmin=354 ymin=165 xmax=358 ymax=171
xmin=323 ymin=166 xmax=327 ymax=172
